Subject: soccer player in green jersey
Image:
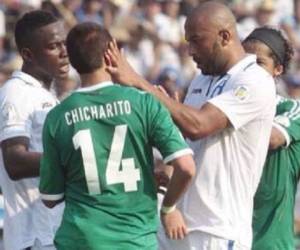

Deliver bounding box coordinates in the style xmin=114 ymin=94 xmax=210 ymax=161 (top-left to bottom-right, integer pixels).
xmin=39 ymin=22 xmax=195 ymax=250
xmin=243 ymin=27 xmax=300 ymax=249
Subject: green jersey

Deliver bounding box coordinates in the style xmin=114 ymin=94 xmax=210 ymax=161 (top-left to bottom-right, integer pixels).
xmin=252 ymin=96 xmax=300 ymax=250
xmin=39 ymin=82 xmax=191 ymax=250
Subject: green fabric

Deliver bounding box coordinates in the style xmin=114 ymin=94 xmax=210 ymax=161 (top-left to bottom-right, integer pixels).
xmin=40 ymin=83 xmax=189 ymax=250
xmin=252 ymin=97 xmax=300 ymax=250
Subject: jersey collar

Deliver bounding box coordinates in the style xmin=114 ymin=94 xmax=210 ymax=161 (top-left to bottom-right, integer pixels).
xmin=11 ymin=70 xmax=43 ymax=88
xmin=75 ymin=81 xmax=114 ymax=93
xmin=227 ymin=54 xmax=257 ymax=76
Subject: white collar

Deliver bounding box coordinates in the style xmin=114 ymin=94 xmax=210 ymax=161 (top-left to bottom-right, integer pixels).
xmin=11 ymin=70 xmax=43 ymax=88
xmin=227 ymin=54 xmax=257 ymax=76
xmin=75 ymin=81 xmax=114 ymax=93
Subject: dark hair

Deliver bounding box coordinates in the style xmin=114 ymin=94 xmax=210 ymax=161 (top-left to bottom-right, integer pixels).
xmin=243 ymin=27 xmax=294 ymax=74
xmin=66 ymin=22 xmax=113 ymax=74
xmin=15 ymin=10 xmax=58 ymax=51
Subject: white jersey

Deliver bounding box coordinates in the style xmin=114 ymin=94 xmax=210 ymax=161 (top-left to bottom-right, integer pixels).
xmin=0 ymin=71 xmax=64 ymax=250
xmin=181 ymin=55 xmax=276 ymax=248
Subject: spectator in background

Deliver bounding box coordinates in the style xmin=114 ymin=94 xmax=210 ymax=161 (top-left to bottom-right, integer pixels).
xmin=76 ymin=0 xmax=103 ymax=25
xmin=243 ymin=26 xmax=300 ymax=250
xmin=105 ymin=2 xmax=276 ymax=249
xmin=0 ymin=10 xmax=68 ymax=250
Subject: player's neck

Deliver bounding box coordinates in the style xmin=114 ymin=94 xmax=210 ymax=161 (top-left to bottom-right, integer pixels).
xmin=80 ymin=68 xmax=112 ymax=88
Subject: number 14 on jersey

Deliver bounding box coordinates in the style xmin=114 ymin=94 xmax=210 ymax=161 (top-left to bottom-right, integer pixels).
xmin=73 ymin=125 xmax=141 ymax=195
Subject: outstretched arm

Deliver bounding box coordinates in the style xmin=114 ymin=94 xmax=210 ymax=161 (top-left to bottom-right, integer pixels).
xmin=105 ymin=40 xmax=230 ymax=140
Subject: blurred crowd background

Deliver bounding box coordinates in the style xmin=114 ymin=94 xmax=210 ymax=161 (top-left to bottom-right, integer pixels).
xmin=1 ymin=0 xmax=300 ymax=246
xmin=1 ymin=0 xmax=300 ymax=101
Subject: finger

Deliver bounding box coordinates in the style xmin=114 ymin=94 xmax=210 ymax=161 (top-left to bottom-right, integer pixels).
xmin=106 ymin=49 xmax=118 ymax=66
xmin=182 ymin=224 xmax=188 ymax=236
xmin=104 ymin=53 xmax=112 ymax=66
xmin=166 ymin=229 xmax=173 ymax=239
xmin=174 ymin=91 xmax=180 ymax=102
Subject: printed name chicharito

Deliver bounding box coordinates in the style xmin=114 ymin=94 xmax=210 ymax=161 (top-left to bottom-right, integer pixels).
xmin=65 ymin=100 xmax=132 ymax=125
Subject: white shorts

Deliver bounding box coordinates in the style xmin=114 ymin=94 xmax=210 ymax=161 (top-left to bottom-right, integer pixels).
xmin=158 ymin=229 xmax=249 ymax=250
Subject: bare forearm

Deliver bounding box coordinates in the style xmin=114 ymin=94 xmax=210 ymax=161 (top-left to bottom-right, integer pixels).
xmin=4 ymin=151 xmax=41 ymax=180
xmin=162 ymin=156 xmax=195 ymax=207
xmin=135 ymin=78 xmax=205 ymax=139
xmin=1 ymin=137 xmax=41 ymax=180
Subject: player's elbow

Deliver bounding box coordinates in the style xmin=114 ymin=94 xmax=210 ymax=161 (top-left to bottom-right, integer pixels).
xmin=4 ymin=164 xmax=23 ymax=181
xmin=184 ymin=126 xmax=210 ymax=141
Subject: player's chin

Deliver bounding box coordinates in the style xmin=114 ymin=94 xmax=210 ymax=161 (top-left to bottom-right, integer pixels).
xmin=56 ymin=71 xmax=69 ymax=81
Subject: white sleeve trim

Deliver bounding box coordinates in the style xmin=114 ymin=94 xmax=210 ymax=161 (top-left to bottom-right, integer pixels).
xmin=0 ymin=130 xmax=30 ymax=143
xmin=273 ymin=122 xmax=291 ymax=148
xmin=163 ymin=148 xmax=194 ymax=164
xmin=40 ymin=193 xmax=64 ymax=201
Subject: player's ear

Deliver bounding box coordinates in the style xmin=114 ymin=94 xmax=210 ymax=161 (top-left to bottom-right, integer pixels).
xmin=273 ymin=64 xmax=283 ymax=77
xmin=20 ymin=48 xmax=34 ymax=63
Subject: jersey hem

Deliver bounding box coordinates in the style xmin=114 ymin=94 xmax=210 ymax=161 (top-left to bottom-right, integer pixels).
xmin=0 ymin=130 xmax=30 ymax=143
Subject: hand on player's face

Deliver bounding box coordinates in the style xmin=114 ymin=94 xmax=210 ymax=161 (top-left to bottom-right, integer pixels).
xmin=105 ymin=39 xmax=141 ymax=87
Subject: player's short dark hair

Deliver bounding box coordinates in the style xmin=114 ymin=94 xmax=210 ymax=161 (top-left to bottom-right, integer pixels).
xmin=66 ymin=22 xmax=113 ymax=74
xmin=15 ymin=10 xmax=58 ymax=51
xmin=243 ymin=27 xmax=294 ymax=74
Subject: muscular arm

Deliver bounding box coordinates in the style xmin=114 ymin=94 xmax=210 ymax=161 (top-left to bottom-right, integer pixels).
xmin=269 ymin=126 xmax=286 ymax=150
xmin=1 ymin=137 xmax=41 ymax=180
xmin=106 ymin=40 xmax=230 ymax=140
xmin=130 ymin=77 xmax=230 ymax=140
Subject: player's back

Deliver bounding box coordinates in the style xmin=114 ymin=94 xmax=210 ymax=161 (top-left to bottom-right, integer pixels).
xmin=40 ymin=82 xmax=185 ymax=249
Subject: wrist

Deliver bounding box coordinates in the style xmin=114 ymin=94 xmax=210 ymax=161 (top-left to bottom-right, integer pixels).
xmin=161 ymin=204 xmax=176 ymax=214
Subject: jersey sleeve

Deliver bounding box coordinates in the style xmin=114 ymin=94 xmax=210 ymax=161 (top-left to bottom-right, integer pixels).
xmin=273 ymin=99 xmax=300 ymax=147
xmin=145 ymin=94 xmax=193 ymax=164
xmin=0 ymin=82 xmax=32 ymax=142
xmin=208 ymin=76 xmax=275 ymax=130
xmin=39 ymin=112 xmax=65 ymax=201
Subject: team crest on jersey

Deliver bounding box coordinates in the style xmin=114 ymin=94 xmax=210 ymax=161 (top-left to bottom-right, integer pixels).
xmin=234 ymin=85 xmax=249 ymax=101
xmin=274 ymin=115 xmax=290 ymax=128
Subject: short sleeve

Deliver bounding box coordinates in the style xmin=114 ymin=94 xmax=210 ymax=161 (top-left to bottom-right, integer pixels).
xmin=273 ymin=99 xmax=300 ymax=147
xmin=0 ymin=82 xmax=32 ymax=142
xmin=208 ymin=78 xmax=275 ymax=130
xmin=146 ymin=94 xmax=193 ymax=164
xmin=39 ymin=113 xmax=65 ymax=201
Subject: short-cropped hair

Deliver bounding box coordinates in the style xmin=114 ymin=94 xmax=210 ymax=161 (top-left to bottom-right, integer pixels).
xmin=67 ymin=22 xmax=113 ymax=74
xmin=15 ymin=10 xmax=58 ymax=51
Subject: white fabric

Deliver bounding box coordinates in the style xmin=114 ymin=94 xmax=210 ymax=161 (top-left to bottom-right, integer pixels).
xmin=0 ymin=71 xmax=64 ymax=250
xmin=158 ymin=230 xmax=249 ymax=250
xmin=178 ymin=55 xmax=276 ymax=248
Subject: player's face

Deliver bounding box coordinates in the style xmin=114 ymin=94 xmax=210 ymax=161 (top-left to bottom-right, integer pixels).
xmin=31 ymin=21 xmax=69 ymax=82
xmin=243 ymin=41 xmax=283 ymax=77
xmin=185 ymin=20 xmax=225 ymax=75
